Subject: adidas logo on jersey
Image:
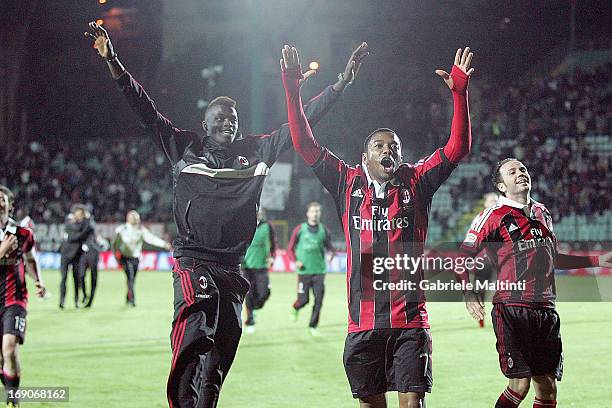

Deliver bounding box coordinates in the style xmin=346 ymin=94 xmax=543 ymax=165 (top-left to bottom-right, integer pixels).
xmin=508 ymin=224 xmax=519 ymax=232
xmin=351 ymin=189 xmax=364 ymax=198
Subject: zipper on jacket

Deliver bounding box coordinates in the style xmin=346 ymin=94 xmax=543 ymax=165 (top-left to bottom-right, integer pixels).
xmin=184 ymin=200 xmax=192 ymax=239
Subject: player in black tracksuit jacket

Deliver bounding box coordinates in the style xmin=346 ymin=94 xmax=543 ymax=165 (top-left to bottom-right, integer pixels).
xmin=86 ymin=22 xmax=369 ymax=408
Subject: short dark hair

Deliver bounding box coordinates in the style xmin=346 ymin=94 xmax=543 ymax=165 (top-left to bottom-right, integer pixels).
xmin=206 ymin=96 xmax=236 ymax=115
xmin=306 ymin=201 xmax=321 ymax=211
xmin=363 ymin=128 xmax=397 ymax=152
xmin=492 ymin=157 xmax=518 ymax=196
xmin=0 ymin=185 xmax=14 ymax=215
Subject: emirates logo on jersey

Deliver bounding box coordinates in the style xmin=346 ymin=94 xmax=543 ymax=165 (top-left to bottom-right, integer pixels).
xmin=237 ymin=156 xmax=249 ymax=166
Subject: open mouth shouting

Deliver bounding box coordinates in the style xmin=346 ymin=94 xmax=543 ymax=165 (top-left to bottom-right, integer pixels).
xmin=380 ymin=156 xmax=395 ymax=174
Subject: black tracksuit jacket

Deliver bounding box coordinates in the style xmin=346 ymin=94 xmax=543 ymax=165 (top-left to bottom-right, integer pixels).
xmin=116 ymin=71 xmax=341 ymax=265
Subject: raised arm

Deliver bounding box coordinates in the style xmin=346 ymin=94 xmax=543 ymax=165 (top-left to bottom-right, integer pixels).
xmin=435 ymin=47 xmax=474 ymax=164
xmin=281 ymin=46 xmax=324 ymax=166
xmin=255 ymin=43 xmax=369 ymax=166
xmin=289 ymin=42 xmax=369 ymax=129
xmin=85 ymin=22 xmax=190 ymax=164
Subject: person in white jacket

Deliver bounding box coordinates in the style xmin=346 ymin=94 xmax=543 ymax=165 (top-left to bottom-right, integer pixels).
xmin=113 ymin=210 xmax=171 ymax=306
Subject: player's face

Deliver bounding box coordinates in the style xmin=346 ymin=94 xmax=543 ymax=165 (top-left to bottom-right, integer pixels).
xmin=498 ymin=160 xmax=531 ymax=196
xmin=306 ymin=205 xmax=321 ymax=224
xmin=0 ymin=193 xmax=9 ymax=226
xmin=127 ymin=211 xmax=140 ymax=225
xmin=205 ymin=105 xmax=238 ymax=146
xmin=362 ymin=132 xmax=402 ymax=183
xmin=73 ymin=209 xmax=85 ymax=222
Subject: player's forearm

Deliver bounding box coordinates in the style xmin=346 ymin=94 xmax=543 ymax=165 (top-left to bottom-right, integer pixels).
xmin=302 ymin=85 xmax=342 ymax=127
xmin=555 ymin=253 xmax=599 ymax=269
xmin=106 ymin=57 xmax=126 ymax=80
xmin=25 ymin=258 xmax=42 ymax=283
xmin=443 ymin=66 xmax=471 ymax=164
xmin=116 ymin=70 xmax=162 ymax=127
xmin=282 ymin=69 xmax=322 ymax=166
xmin=144 ymin=232 xmax=168 ymax=249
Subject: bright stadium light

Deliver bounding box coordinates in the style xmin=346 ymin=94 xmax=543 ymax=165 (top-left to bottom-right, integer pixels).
xmin=309 ymin=61 xmax=320 ymax=70
xmin=99 ymin=0 xmax=107 ymax=4
xmin=96 ymin=19 xmax=104 ymax=25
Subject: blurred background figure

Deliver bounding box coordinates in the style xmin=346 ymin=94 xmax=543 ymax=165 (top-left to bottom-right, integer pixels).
xmin=242 ymin=207 xmax=276 ymax=334
xmin=79 ymin=214 xmax=109 ymax=308
xmin=288 ymin=202 xmax=335 ymax=337
xmin=59 ymin=205 xmax=92 ymax=309
xmin=113 ymin=210 xmax=171 ymax=307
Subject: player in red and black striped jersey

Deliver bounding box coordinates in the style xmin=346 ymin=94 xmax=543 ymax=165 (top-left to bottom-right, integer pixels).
xmin=0 ymin=186 xmax=46 ymax=407
xmin=460 ymin=158 xmax=612 ymax=408
xmin=282 ymin=45 xmax=473 ymax=407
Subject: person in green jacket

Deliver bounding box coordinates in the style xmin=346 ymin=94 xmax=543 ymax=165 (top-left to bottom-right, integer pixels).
xmin=288 ymin=202 xmax=335 ymax=336
xmin=242 ymin=207 xmax=276 ymax=333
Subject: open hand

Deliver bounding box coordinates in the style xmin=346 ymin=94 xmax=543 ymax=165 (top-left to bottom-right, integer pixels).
xmin=436 ymin=47 xmax=474 ymax=90
xmin=0 ymin=234 xmax=17 ymax=257
xmin=84 ymin=21 xmax=115 ymax=60
xmin=280 ymin=45 xmax=315 ymax=87
xmin=342 ymin=42 xmax=369 ymax=84
xmin=465 ymin=290 xmax=485 ymax=320
xmin=35 ymin=281 xmax=47 ymax=298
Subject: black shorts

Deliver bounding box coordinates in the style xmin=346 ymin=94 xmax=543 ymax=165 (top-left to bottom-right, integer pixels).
xmin=492 ymin=304 xmax=563 ymax=380
xmin=343 ymin=328 xmax=432 ymax=398
xmin=0 ymin=305 xmax=27 ymax=344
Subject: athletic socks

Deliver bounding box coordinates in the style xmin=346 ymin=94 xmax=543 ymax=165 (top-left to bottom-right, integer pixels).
xmin=3 ymin=371 xmax=20 ymax=404
xmin=533 ymin=398 xmax=557 ymax=407
xmin=495 ymin=386 xmax=526 ymax=407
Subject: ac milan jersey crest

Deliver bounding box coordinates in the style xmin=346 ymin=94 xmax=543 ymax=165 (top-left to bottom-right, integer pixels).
xmin=237 ymin=156 xmax=249 ymax=166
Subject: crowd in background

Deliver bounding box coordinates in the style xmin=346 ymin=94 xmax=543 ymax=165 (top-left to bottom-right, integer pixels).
xmin=431 ymin=62 xmax=611 ymax=225
xmin=1 ymin=63 xmax=609 ymax=230
xmin=1 ymin=139 xmax=173 ymax=223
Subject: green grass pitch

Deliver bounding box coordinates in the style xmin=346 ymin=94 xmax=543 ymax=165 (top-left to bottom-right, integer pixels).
xmin=18 ymin=271 xmax=612 ymax=407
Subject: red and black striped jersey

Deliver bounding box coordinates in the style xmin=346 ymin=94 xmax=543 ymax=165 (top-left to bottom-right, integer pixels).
xmin=461 ymin=196 xmax=557 ymax=307
xmin=0 ymin=223 xmax=34 ymax=308
xmin=312 ymin=148 xmax=456 ymax=332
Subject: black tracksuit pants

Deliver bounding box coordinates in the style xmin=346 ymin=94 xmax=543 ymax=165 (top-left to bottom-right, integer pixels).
xmin=120 ymin=256 xmax=139 ymax=304
xmin=167 ymin=257 xmax=249 ymax=408
xmin=293 ymin=273 xmax=325 ymax=328
xmin=59 ymin=252 xmax=83 ymax=306
xmin=79 ymin=250 xmax=99 ymax=306
xmin=241 ymin=268 xmax=270 ymax=326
